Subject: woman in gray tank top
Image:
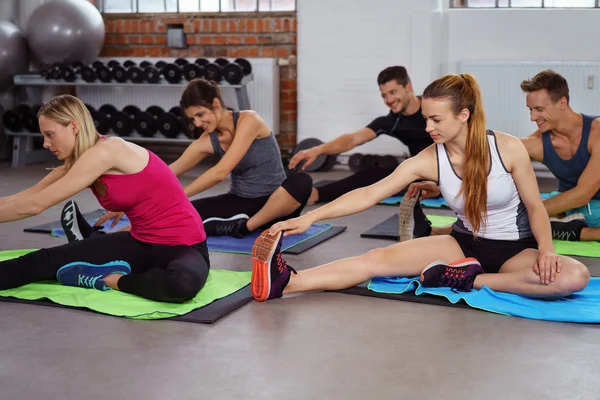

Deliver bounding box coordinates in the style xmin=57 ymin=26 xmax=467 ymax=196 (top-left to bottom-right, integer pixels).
xmin=166 ymin=78 xmax=313 ymax=238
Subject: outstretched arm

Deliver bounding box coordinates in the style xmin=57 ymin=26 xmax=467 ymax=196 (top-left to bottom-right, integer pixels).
xmin=169 ymin=132 xmax=214 ymax=178
xmin=0 ymin=146 xmax=114 ymax=223
xmin=0 ymin=167 xmax=66 ymax=205
xmin=182 ymin=114 xmax=263 ymax=197
xmin=272 ymin=147 xmax=437 ymax=236
xmin=289 ymin=128 xmax=376 ymax=171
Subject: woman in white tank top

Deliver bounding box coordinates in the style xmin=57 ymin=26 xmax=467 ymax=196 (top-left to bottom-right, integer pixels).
xmin=248 ymin=73 xmax=589 ymax=302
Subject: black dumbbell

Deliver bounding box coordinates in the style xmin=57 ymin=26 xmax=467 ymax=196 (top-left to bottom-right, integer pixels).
xmin=203 ymin=59 xmax=227 ymax=82
xmin=363 ymin=154 xmax=382 ymax=169
xmin=98 ymin=104 xmax=130 ymax=136
xmin=88 ymin=105 xmax=110 ymax=135
xmin=40 ymin=63 xmax=64 ymax=80
xmin=292 ymin=138 xmax=328 ymax=172
xmin=380 ymin=155 xmax=399 ymax=169
xmin=183 ymin=58 xmax=209 ymax=81
xmin=162 ymin=58 xmax=190 ymax=84
xmin=348 ymin=153 xmax=365 ymax=172
xmin=157 ymin=106 xmax=183 ymax=139
xmin=142 ymin=60 xmax=167 ymax=84
xmin=13 ymin=104 xmax=41 ymax=133
xmin=86 ymin=61 xmax=112 ymax=83
xmin=131 ymin=106 xmax=161 ymax=137
xmin=59 ymin=61 xmax=86 ymax=82
xmin=223 ymin=58 xmax=253 ymax=84
xmin=125 ymin=60 xmax=153 ymax=83
xmin=108 ymin=60 xmax=131 ymax=83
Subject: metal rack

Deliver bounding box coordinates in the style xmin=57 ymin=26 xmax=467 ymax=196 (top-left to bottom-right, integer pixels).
xmin=6 ymin=71 xmax=254 ymax=168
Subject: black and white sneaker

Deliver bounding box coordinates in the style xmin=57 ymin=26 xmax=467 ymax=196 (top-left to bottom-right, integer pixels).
xmin=203 ymin=213 xmax=250 ymax=238
xmin=550 ymin=213 xmax=587 ymax=242
xmin=61 ymin=200 xmax=102 ymax=243
xmin=398 ymin=191 xmax=432 ymax=242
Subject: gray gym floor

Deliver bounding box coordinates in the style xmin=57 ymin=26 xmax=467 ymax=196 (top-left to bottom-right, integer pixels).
xmin=1 ymin=160 xmax=599 ymax=400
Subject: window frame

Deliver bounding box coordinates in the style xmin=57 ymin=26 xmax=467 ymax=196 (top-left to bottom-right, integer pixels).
xmin=98 ymin=0 xmax=297 ymax=13
xmin=450 ymin=0 xmax=600 ymax=7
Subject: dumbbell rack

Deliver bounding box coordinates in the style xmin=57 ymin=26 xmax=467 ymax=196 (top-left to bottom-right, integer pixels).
xmin=6 ymin=64 xmax=254 ymax=168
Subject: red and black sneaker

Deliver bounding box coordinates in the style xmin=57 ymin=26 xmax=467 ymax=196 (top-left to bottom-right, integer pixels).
xmin=251 ymin=229 xmax=297 ymax=302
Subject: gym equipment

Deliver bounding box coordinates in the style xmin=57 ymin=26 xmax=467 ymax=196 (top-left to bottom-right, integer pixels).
xmin=380 ymin=155 xmax=399 ymax=169
xmin=126 ymin=61 xmax=148 ymax=83
xmin=59 ymin=61 xmax=85 ymax=82
xmin=292 ymin=138 xmax=327 ymax=172
xmin=130 ymin=106 xmax=162 ymax=137
xmin=98 ymin=104 xmax=130 ymax=137
xmin=0 ymin=21 xmax=29 ymax=92
xmin=142 ymin=60 xmax=166 ymax=83
xmin=320 ymin=154 xmax=338 ymax=172
xmin=379 ymin=194 xmax=448 ymax=207
xmin=204 ymin=61 xmax=224 ymax=82
xmin=0 ymin=249 xmax=252 ymax=324
xmin=363 ymin=154 xmax=381 ymax=169
xmin=108 ymin=61 xmax=128 ymax=83
xmin=162 ymin=58 xmax=190 ymax=84
xmin=348 ymin=153 xmax=365 ymax=172
xmin=26 ymin=0 xmax=105 ymax=67
xmin=222 ymin=58 xmax=253 ymax=84
xmin=156 ymin=107 xmax=183 ymax=138
xmin=207 ymin=224 xmax=347 ymax=255
xmin=2 ymin=105 xmax=40 ymax=133
xmin=183 ymin=58 xmax=209 ymax=81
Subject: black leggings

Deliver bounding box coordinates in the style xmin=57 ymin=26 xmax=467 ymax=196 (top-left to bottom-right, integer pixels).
xmin=316 ymin=167 xmax=400 ymax=203
xmin=0 ymin=232 xmax=210 ymax=303
xmin=192 ymin=171 xmax=313 ymax=228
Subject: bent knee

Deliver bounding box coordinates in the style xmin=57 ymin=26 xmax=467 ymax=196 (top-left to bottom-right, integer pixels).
xmin=361 ymin=248 xmax=389 ymax=274
xmin=555 ymin=261 xmax=590 ymax=296
xmin=165 ymin=270 xmax=208 ymax=303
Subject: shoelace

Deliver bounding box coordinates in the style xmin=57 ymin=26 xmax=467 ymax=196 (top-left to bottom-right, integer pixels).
xmin=216 ymin=223 xmax=236 ymax=235
xmin=77 ymin=274 xmax=102 ymax=288
xmin=552 ymin=230 xmax=574 ymax=241
xmin=440 ymin=272 xmax=475 ymax=293
xmin=275 ymin=254 xmax=297 ymax=275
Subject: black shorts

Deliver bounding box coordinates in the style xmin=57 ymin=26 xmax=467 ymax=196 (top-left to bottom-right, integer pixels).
xmin=450 ymin=230 xmax=538 ymax=274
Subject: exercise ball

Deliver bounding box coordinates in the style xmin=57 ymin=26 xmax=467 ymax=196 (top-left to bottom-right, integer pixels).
xmin=0 ymin=21 xmax=29 ymax=92
xmin=26 ymin=0 xmax=105 ymax=67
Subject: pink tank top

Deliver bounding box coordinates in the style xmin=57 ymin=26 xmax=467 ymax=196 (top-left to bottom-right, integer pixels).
xmin=91 ymin=149 xmax=206 ymax=246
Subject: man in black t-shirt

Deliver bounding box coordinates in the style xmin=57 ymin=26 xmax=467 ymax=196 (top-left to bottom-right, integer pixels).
xmin=289 ymin=66 xmax=432 ymax=203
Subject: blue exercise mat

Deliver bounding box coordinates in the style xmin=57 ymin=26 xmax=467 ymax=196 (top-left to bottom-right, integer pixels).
xmin=368 ymin=276 xmax=600 ymax=323
xmin=51 ymin=215 xmax=131 ymax=237
xmin=207 ymin=223 xmax=336 ymax=255
xmin=379 ymin=192 xmax=553 ymax=207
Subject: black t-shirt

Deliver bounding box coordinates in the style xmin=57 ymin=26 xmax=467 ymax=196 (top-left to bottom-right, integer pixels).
xmin=366 ymin=107 xmax=432 ymax=157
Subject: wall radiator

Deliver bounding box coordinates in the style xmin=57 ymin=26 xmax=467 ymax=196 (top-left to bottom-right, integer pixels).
xmin=459 ymin=61 xmax=600 ymax=139
xmin=75 ymin=57 xmax=280 ymax=136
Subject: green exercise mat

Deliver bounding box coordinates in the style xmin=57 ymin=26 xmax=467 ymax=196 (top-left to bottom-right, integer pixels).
xmin=0 ymin=249 xmax=252 ymax=320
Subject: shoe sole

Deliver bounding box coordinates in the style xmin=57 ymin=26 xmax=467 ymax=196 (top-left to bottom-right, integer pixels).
xmin=398 ymin=192 xmax=419 ymax=242
xmin=419 ymin=257 xmax=480 ymax=282
xmin=549 ymin=212 xmax=586 ymax=223
xmin=203 ymin=213 xmax=250 ymax=223
xmin=251 ymin=229 xmax=281 ymax=302
xmin=61 ymin=200 xmax=83 ymax=242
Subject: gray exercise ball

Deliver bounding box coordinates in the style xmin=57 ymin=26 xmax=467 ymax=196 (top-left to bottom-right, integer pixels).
xmin=0 ymin=21 xmax=29 ymax=92
xmin=26 ymin=0 xmax=105 ymax=67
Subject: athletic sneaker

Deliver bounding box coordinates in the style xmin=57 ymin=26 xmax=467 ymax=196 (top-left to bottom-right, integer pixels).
xmin=550 ymin=213 xmax=587 ymax=242
xmin=56 ymin=260 xmax=131 ymax=291
xmin=251 ymin=229 xmax=297 ymax=301
xmin=419 ymin=257 xmax=484 ymax=292
xmin=61 ymin=200 xmax=104 ymax=243
xmin=203 ymin=213 xmax=250 ymax=238
xmin=398 ymin=191 xmax=432 ymax=242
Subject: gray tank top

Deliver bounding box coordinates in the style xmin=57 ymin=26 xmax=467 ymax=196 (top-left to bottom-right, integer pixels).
xmin=209 ymin=111 xmax=287 ymax=198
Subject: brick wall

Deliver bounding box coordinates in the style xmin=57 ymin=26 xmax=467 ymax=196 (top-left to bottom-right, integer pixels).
xmin=100 ymin=12 xmax=298 ymax=151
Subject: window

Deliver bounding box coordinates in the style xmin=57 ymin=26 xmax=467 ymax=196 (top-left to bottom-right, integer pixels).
xmin=100 ymin=0 xmax=296 ymax=13
xmin=451 ymin=0 xmax=598 ymax=7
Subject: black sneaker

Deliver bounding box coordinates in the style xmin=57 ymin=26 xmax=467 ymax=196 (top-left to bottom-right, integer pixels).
xmin=203 ymin=213 xmax=250 ymax=238
xmin=550 ymin=213 xmax=587 ymax=241
xmin=61 ymin=200 xmax=104 ymax=243
xmin=398 ymin=191 xmax=432 ymax=242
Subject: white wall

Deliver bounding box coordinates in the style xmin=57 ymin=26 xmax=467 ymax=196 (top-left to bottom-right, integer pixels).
xmin=297 ymin=0 xmax=442 ymax=156
xmin=444 ymin=9 xmax=600 ymax=73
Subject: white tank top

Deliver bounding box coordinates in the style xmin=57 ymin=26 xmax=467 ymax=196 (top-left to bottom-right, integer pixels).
xmin=437 ymin=131 xmax=532 ymax=240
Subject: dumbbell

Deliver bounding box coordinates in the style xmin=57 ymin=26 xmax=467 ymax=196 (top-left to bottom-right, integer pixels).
xmin=40 ymin=63 xmax=64 ymax=80
xmin=86 ymin=105 xmax=110 ymax=135
xmin=107 ymin=60 xmax=135 ymax=83
xmin=125 ymin=60 xmax=154 ymax=83
xmin=99 ymin=104 xmax=132 ymax=137
xmin=380 ymin=155 xmax=399 ymax=169
xmin=222 ymin=58 xmax=253 ymax=84
xmin=4 ymin=104 xmax=41 ymax=133
xmin=156 ymin=106 xmax=184 ymax=139
xmin=182 ymin=58 xmax=209 ymax=81
xmin=130 ymin=105 xmax=161 ymax=137
xmin=82 ymin=61 xmax=112 ymax=83
xmin=162 ymin=58 xmax=190 ymax=84
xmin=59 ymin=61 xmax=86 ymax=82
xmin=142 ymin=60 xmax=167 ymax=84
xmin=203 ymin=58 xmax=230 ymax=82
xmin=348 ymin=153 xmax=365 ymax=172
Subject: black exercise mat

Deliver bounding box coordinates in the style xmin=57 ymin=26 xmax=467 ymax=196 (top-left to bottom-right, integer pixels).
xmin=332 ymin=283 xmax=471 ymax=310
xmin=0 ymin=284 xmax=253 ymax=324
xmin=360 ymin=214 xmax=398 ymax=240
xmin=24 ymin=209 xmax=106 ymax=233
xmin=283 ymin=226 xmax=347 ymax=255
